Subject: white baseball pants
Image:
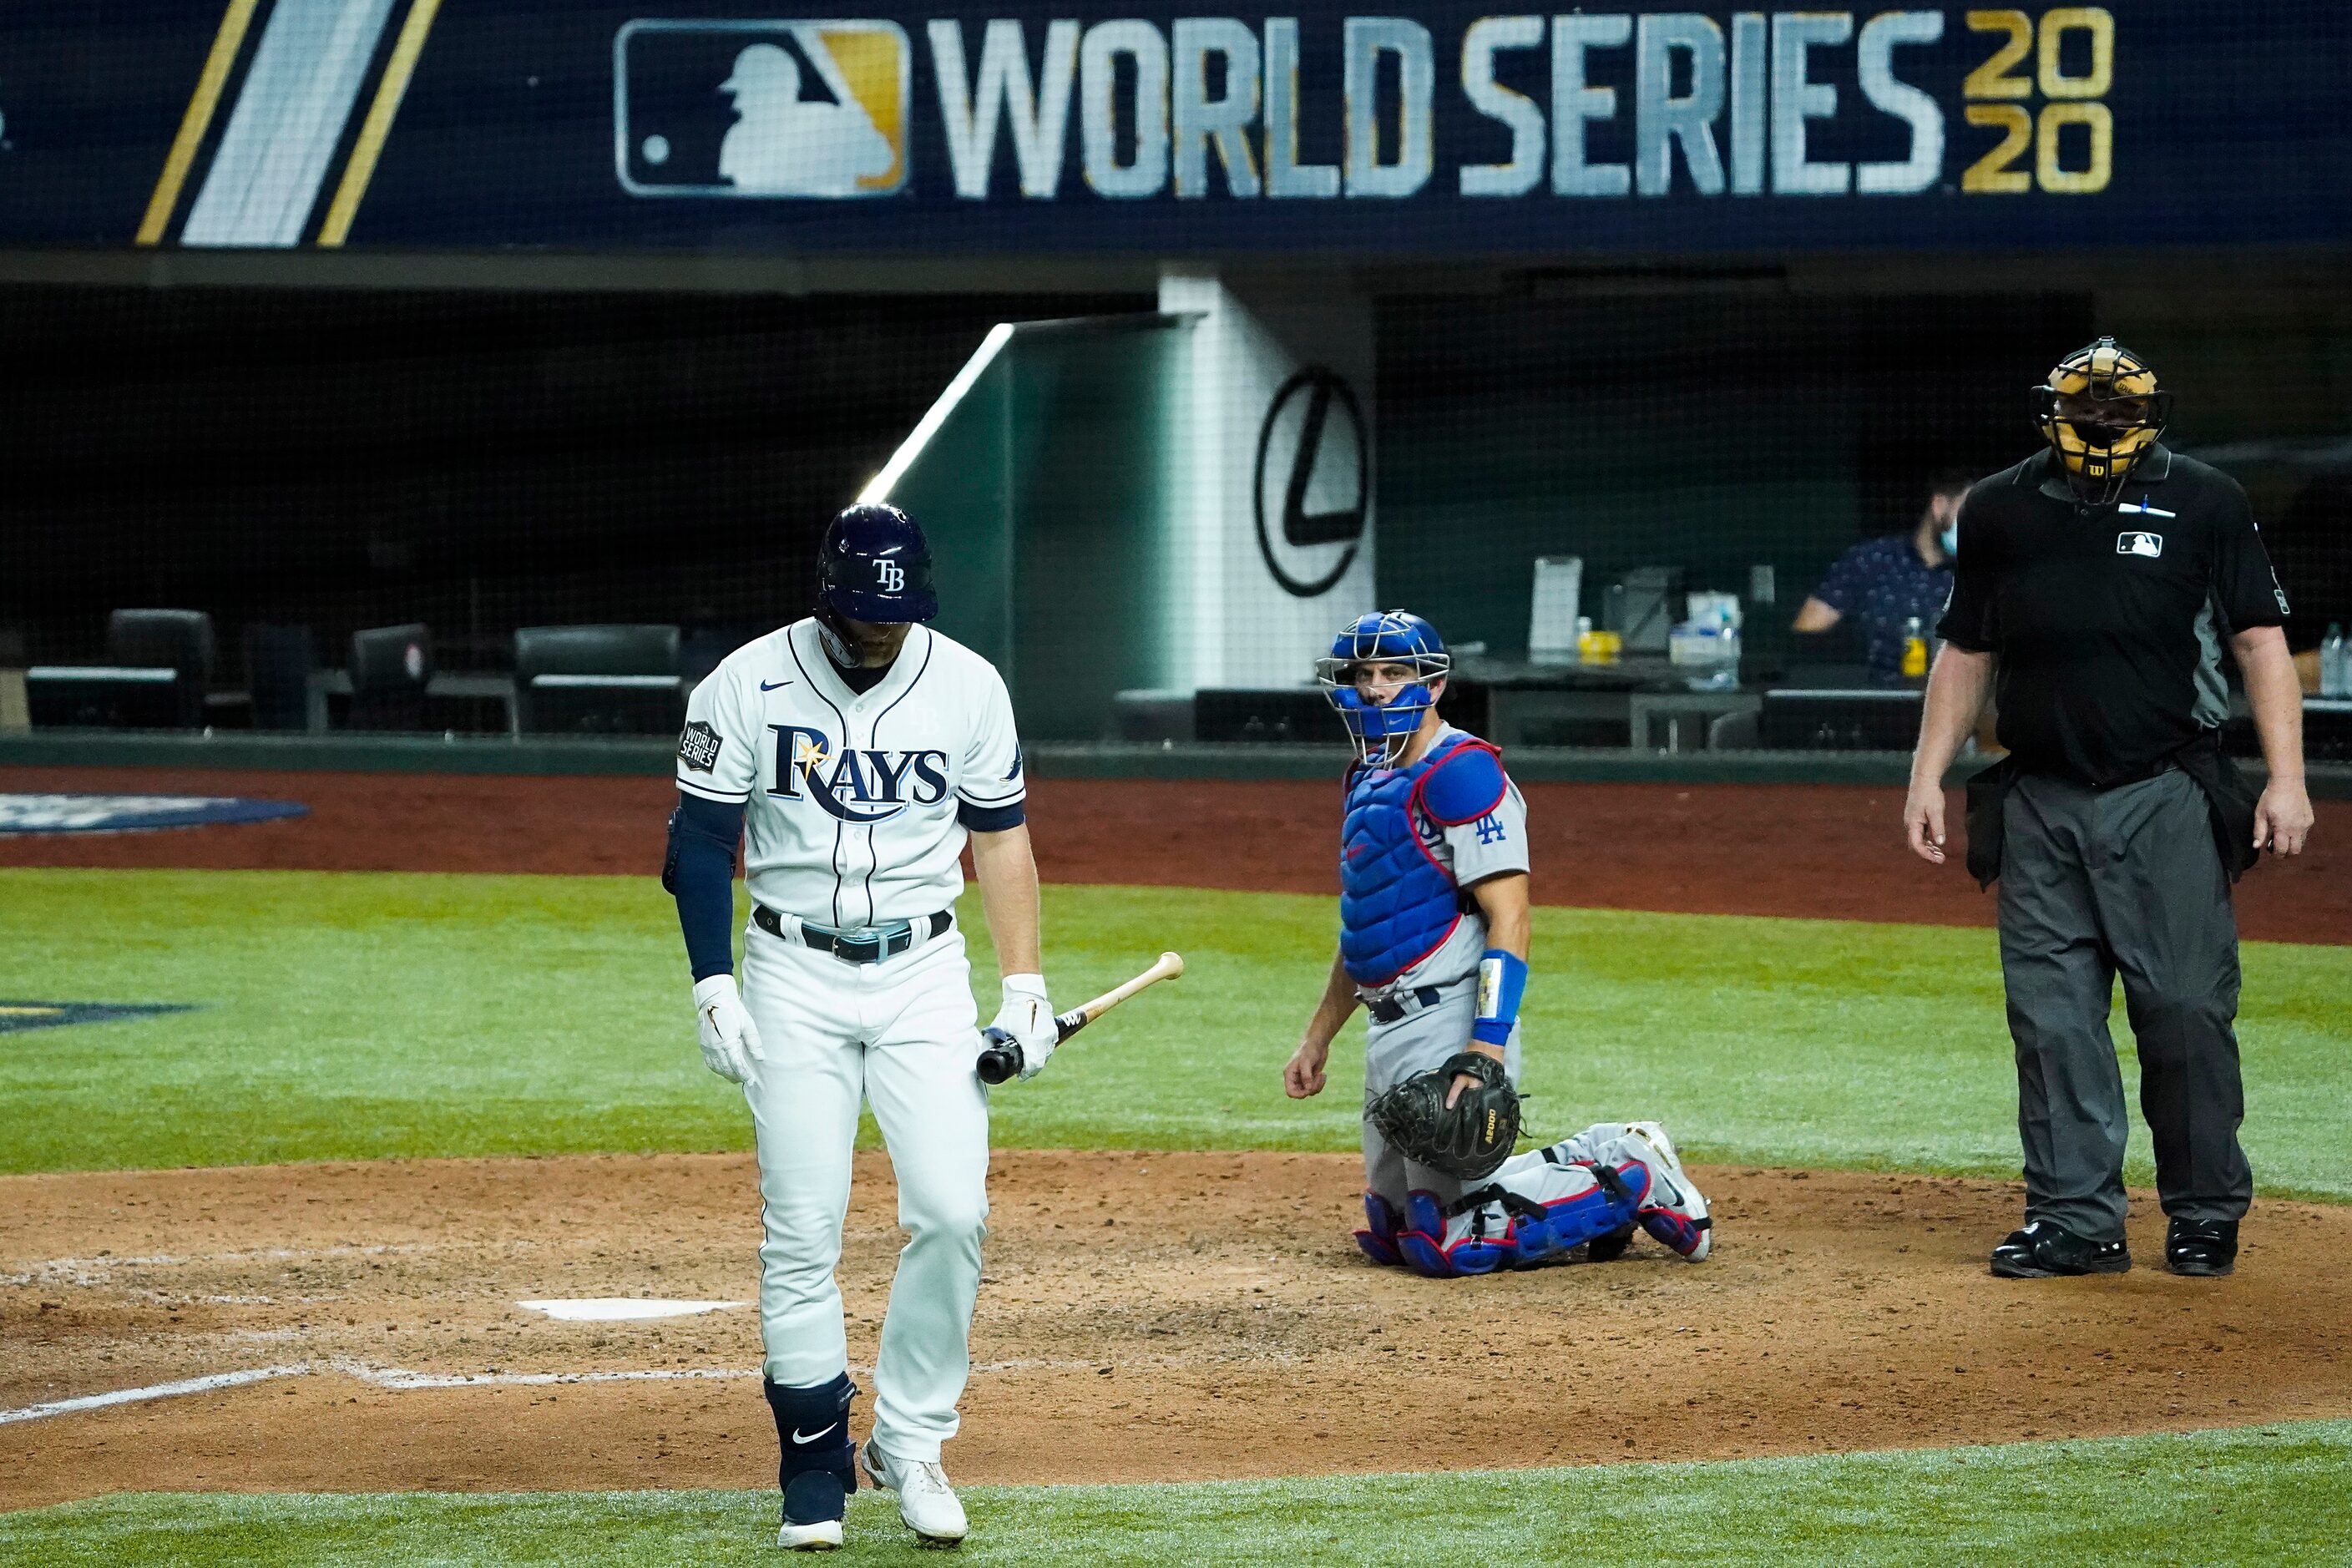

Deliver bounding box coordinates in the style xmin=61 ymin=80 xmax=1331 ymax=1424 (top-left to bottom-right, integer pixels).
xmin=739 ymin=921 xmax=990 ymax=1462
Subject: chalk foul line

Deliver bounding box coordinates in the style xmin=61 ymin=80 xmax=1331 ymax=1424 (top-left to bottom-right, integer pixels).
xmin=0 ymin=1365 xmax=307 ymax=1425
xmin=331 ymin=1359 xmax=761 ymax=1390
xmin=0 ymin=1361 xmax=769 ymax=1424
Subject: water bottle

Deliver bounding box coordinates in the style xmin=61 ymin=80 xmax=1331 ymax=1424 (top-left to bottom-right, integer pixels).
xmin=1901 ymin=616 xmax=1928 ymax=680
xmin=2324 ymin=623 xmax=2349 ymax=699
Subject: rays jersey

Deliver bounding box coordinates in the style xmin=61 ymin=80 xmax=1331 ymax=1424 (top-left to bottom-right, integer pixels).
xmin=675 ymin=619 xmax=1024 ymax=928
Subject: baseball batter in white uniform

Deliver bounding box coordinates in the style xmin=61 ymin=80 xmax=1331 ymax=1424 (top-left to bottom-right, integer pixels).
xmin=664 ymin=504 xmax=1057 ymax=1550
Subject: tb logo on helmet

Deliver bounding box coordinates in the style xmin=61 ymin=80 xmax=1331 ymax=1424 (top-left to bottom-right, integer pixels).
xmin=768 ymin=725 xmax=950 ymax=823
xmin=820 ymin=503 xmax=938 ymax=624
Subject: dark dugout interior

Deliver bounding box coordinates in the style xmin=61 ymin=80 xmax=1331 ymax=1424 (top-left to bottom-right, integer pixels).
xmin=0 ymin=285 xmax=1144 ymax=670
xmin=5 ymin=264 xmax=2346 ymax=691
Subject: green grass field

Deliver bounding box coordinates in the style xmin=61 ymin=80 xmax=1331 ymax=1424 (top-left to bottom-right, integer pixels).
xmin=8 ymin=1421 xmax=2349 ymax=1567
xmin=3 ymin=868 xmax=2348 ymax=1195
xmin=6 ymin=864 xmax=2349 ymax=1564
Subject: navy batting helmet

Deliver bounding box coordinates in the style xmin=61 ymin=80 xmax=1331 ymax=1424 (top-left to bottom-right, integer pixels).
xmin=1315 ymin=609 xmax=1449 ymax=765
xmin=817 ymin=503 xmax=938 ymax=623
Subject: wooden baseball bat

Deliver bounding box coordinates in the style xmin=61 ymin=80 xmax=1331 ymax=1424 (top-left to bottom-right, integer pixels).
xmin=976 ymin=951 xmax=1185 ymax=1085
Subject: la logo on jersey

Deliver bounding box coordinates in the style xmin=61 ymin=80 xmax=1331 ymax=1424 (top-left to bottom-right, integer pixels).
xmin=769 ymin=724 xmax=949 ymax=823
xmin=2117 ymin=531 xmax=2164 ymax=559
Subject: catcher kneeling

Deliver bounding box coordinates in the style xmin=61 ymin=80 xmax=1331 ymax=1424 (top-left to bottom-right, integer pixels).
xmin=1283 ymin=610 xmax=1712 ymax=1277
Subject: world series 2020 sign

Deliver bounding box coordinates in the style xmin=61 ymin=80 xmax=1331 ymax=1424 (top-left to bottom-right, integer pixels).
xmin=2 ymin=2 xmax=2345 ymax=252
xmin=619 ymin=11 xmax=2100 ymax=206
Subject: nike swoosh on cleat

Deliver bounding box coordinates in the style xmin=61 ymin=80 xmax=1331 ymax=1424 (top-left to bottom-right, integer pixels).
xmin=761 ymin=679 xmax=794 ymax=691
xmin=792 ymin=1423 xmax=837 ymax=1444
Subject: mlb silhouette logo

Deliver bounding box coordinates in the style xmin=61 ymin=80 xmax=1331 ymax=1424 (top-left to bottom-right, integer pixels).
xmin=615 ymin=20 xmax=909 ymax=198
xmin=2117 ymin=531 xmax=2164 ymax=559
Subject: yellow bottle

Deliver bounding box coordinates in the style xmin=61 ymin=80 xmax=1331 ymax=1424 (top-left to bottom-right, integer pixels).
xmin=1901 ymin=616 xmax=1928 ymax=680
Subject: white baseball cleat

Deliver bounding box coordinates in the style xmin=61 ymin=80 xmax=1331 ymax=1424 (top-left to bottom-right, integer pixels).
xmin=862 ymin=1439 xmax=969 ymax=1547
xmin=776 ymin=1517 xmax=842 ymax=1551
xmin=1620 ymin=1120 xmax=1712 ymax=1262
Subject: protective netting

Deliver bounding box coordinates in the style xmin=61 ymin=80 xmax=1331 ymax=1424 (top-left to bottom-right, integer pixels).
xmin=3 ymin=271 xmax=2348 ymax=742
xmin=3 ymin=3 xmax=2347 ymax=743
xmin=0 ymin=285 xmax=1141 ymax=729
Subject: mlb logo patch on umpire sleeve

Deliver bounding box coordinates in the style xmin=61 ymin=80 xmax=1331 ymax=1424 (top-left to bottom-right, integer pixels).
xmin=679 ymin=721 xmax=724 ymax=772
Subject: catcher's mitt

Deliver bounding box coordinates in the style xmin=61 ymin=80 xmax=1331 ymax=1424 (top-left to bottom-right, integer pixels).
xmin=1366 ymin=1051 xmax=1521 ymax=1180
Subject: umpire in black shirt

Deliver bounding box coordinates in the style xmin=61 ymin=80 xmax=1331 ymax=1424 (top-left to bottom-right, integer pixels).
xmin=1904 ymin=338 xmax=2314 ymax=1281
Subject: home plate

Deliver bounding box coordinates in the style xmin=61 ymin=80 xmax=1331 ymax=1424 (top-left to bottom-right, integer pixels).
xmin=518 ymin=1298 xmax=746 ymax=1322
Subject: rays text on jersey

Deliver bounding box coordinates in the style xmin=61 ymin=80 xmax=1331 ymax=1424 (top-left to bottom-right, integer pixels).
xmin=768 ymin=724 xmax=951 ymax=823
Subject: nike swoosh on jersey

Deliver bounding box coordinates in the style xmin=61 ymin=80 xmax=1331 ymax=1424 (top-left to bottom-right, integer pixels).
xmin=792 ymin=1422 xmax=838 ymax=1444
xmin=761 ymin=679 xmax=794 ymax=691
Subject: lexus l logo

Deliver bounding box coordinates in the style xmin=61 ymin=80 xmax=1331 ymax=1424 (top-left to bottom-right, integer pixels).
xmin=1253 ymin=367 xmax=1367 ymax=599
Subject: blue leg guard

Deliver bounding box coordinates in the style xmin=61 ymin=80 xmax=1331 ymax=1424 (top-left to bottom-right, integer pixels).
xmin=1396 ymin=1156 xmax=1657 ymax=1277
xmin=765 ymin=1372 xmax=857 ymax=1527
xmin=1397 ymin=1189 xmax=1512 ymax=1277
xmin=1354 ymin=1191 xmax=1405 ymax=1267
xmin=1505 ymin=1152 xmax=1651 ymax=1264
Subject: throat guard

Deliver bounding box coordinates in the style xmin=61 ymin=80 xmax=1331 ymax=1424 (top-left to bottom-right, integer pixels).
xmin=1338 ymin=735 xmax=1505 ymax=987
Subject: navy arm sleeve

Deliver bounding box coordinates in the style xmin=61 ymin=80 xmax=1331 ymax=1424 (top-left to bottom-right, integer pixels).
xmin=958 ymin=799 xmax=1026 ymax=832
xmin=664 ymin=790 xmax=745 ymax=982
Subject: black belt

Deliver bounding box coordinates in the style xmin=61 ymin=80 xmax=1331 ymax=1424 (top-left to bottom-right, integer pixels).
xmin=2090 ymin=754 xmax=2182 ymax=792
xmin=1366 ymin=985 xmax=1444 ymax=1024
xmin=753 ymin=905 xmax=951 ymax=964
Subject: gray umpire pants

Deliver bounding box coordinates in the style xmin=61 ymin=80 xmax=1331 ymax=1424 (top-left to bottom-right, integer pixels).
xmin=1997 ymin=768 xmax=2252 ymax=1242
xmin=1361 ymin=977 xmax=1523 ymax=1211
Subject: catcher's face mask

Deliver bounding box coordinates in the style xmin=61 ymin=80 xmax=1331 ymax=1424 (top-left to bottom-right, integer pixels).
xmin=2031 ymin=336 xmax=2171 ymax=506
xmin=1318 ymin=609 xmax=1451 ymax=766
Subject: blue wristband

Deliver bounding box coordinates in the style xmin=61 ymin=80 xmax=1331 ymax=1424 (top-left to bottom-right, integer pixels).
xmin=1471 ymin=948 xmax=1526 ymax=1047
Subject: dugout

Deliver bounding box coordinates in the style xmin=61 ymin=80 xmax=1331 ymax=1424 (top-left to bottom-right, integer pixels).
xmin=1 ymin=3 xmax=2347 ymax=757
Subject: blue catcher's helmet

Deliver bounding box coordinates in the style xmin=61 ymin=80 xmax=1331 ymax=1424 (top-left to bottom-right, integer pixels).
xmin=1315 ymin=609 xmax=1450 ymax=765
xmin=818 ymin=503 xmax=938 ymax=623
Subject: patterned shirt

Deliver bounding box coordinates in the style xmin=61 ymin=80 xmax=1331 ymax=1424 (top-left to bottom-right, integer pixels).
xmin=1813 ymin=534 xmax=1954 ymax=685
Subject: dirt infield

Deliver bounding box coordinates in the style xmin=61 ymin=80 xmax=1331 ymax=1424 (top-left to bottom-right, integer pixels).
xmin=5 ymin=765 xmax=2345 ymax=1510
xmin=3 ymin=766 xmax=2346 ymax=942
xmin=5 ymin=1151 xmax=2349 ymax=1510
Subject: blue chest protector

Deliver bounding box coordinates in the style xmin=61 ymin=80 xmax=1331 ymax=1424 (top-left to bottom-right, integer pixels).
xmin=1338 ymin=736 xmax=1509 ymax=987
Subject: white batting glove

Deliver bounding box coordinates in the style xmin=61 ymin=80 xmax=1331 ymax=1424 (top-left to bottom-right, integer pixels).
xmin=691 ymin=974 xmax=764 ymax=1085
xmin=988 ymin=974 xmax=1056 ymax=1080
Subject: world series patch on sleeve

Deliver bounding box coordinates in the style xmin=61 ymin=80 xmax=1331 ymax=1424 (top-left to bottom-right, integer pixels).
xmin=678 ymin=721 xmax=723 ymax=772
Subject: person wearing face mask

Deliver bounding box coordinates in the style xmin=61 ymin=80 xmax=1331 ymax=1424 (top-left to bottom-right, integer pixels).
xmin=1793 ymin=470 xmax=1976 ymax=685
xmin=1281 ymin=610 xmax=1714 ymax=1278
xmin=1903 ymin=337 xmax=2312 ymax=1284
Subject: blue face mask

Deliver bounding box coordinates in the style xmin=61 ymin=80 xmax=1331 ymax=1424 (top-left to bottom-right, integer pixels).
xmin=1940 ymin=523 xmax=1959 ymax=559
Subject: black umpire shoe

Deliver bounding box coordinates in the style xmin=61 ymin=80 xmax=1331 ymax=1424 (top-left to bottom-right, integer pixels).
xmin=1990 ymin=1220 xmax=2131 ymax=1278
xmin=2165 ymin=1218 xmax=2239 ymax=1277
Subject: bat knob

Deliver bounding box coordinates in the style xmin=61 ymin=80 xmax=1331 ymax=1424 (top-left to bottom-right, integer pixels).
xmin=975 ymin=1027 xmax=1023 ymax=1085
